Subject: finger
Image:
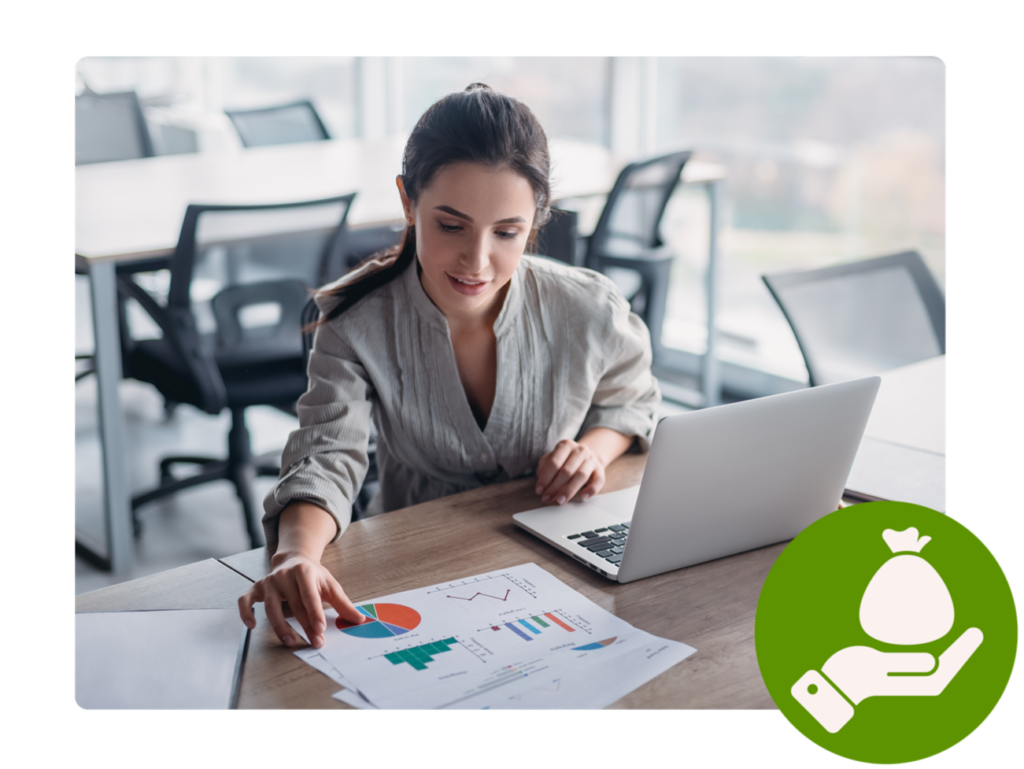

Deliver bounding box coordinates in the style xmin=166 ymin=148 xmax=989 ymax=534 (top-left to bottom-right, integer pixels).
xmin=560 ymin=464 xmax=598 ymax=504
xmin=544 ymin=450 xmax=588 ymax=503
xmin=577 ymin=467 xmax=606 ymax=502
xmin=880 ymin=652 xmax=936 ymax=674
xmin=275 ymin=580 xmax=317 ymax=648
xmin=933 ymin=627 xmax=984 ymax=685
xmin=296 ymin=574 xmax=328 ymax=647
xmin=536 ymin=441 xmax=576 ymax=493
xmin=263 ymin=587 xmax=300 ymax=647
xmin=237 ymin=586 xmax=263 ymax=630
xmin=325 ymin=574 xmax=368 ymax=625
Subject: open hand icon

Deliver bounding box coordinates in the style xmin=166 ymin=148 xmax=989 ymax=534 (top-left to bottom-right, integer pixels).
xmin=792 ymin=628 xmax=984 ymax=733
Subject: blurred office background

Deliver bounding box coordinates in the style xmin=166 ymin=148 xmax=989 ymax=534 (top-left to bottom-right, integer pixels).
xmin=76 ymin=56 xmax=944 ymax=590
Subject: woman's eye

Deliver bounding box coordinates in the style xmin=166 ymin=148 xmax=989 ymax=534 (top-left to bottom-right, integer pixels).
xmin=438 ymin=222 xmax=462 ymax=233
xmin=496 ymin=230 xmax=519 ymax=240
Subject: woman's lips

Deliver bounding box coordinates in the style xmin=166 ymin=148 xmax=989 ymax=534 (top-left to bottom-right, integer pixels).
xmin=446 ymin=273 xmax=490 ymax=296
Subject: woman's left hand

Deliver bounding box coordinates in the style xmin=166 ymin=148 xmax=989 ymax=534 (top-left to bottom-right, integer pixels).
xmin=535 ymin=439 xmax=606 ymax=505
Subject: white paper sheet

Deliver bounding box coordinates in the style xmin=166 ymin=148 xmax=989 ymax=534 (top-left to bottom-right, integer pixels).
xmin=76 ymin=608 xmax=245 ymax=709
xmin=290 ymin=563 xmax=695 ymax=709
xmin=332 ymin=687 xmax=379 ymax=709
xmin=294 ymin=648 xmax=378 ymax=708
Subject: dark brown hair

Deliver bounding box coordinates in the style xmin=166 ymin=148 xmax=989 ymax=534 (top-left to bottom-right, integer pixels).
xmin=318 ymin=83 xmax=552 ymax=323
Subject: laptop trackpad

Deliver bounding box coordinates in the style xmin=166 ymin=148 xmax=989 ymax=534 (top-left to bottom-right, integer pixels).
xmin=514 ymin=486 xmax=640 ymax=538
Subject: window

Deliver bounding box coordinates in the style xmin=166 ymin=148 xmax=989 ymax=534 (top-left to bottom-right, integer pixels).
xmin=654 ymin=57 xmax=944 ymax=384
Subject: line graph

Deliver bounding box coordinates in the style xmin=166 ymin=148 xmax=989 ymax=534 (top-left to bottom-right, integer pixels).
xmin=446 ymin=589 xmax=511 ymax=602
xmin=425 ymin=572 xmax=538 ymax=600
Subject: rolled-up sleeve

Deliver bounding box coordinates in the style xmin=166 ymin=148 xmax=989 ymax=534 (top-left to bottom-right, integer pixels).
xmin=578 ymin=289 xmax=661 ymax=451
xmin=262 ymin=318 xmax=373 ymax=551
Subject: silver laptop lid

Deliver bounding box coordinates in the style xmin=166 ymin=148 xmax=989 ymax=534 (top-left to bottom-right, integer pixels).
xmin=616 ymin=376 xmax=880 ymax=583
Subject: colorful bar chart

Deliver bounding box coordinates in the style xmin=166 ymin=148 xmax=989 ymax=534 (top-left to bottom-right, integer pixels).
xmin=384 ymin=638 xmax=459 ymax=671
xmin=490 ymin=612 xmax=576 ymax=641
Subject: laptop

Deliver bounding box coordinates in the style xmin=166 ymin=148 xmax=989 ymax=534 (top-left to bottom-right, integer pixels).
xmin=513 ymin=376 xmax=880 ymax=583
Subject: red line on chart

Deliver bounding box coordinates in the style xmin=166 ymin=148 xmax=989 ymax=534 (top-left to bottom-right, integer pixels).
xmin=447 ymin=589 xmax=512 ymax=602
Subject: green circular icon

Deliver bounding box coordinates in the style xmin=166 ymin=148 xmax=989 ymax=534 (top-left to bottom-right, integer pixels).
xmin=756 ymin=502 xmax=1017 ymax=763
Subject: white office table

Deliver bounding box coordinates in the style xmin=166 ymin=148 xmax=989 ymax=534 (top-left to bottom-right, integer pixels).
xmin=76 ymin=137 xmax=725 ymax=572
xmin=847 ymin=356 xmax=945 ymax=510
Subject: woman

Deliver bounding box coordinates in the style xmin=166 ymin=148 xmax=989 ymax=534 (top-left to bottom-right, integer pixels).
xmin=238 ymin=84 xmax=660 ymax=649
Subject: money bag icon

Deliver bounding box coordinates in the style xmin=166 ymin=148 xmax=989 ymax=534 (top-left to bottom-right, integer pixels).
xmin=791 ymin=525 xmax=982 ymax=733
xmin=859 ymin=527 xmax=954 ymax=644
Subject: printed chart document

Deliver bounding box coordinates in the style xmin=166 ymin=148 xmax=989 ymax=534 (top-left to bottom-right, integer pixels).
xmin=76 ymin=608 xmax=247 ymax=709
xmin=289 ymin=562 xmax=695 ymax=708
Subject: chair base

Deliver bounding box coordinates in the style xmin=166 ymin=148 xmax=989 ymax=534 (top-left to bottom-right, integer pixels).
xmin=129 ymin=408 xmax=273 ymax=549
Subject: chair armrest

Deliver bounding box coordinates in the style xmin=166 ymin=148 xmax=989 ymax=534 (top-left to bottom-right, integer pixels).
xmin=116 ymin=276 xmax=228 ymax=414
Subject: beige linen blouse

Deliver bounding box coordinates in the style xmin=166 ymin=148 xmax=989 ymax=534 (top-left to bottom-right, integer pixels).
xmin=262 ymin=254 xmax=660 ymax=549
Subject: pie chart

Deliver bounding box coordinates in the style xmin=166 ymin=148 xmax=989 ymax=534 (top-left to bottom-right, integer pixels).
xmin=336 ymin=603 xmax=422 ymax=639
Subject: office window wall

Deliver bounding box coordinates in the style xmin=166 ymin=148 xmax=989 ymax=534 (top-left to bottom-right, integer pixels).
xmin=77 ymin=57 xmax=359 ymax=152
xmin=75 ymin=56 xmax=944 ymax=390
xmin=399 ymin=57 xmax=609 ymax=145
xmin=219 ymin=57 xmax=358 ymax=140
xmin=652 ymin=58 xmax=945 ymax=383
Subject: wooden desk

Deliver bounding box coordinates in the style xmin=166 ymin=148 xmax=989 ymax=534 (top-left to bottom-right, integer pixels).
xmin=216 ymin=454 xmax=777 ymax=709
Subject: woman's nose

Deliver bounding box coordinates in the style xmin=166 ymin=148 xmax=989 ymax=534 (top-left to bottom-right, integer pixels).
xmin=461 ymin=234 xmax=489 ymax=272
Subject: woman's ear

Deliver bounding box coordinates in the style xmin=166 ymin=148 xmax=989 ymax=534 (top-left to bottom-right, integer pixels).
xmin=396 ymin=176 xmax=414 ymax=226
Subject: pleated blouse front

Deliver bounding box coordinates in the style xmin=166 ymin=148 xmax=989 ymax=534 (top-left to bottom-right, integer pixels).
xmin=262 ymin=255 xmax=661 ymax=550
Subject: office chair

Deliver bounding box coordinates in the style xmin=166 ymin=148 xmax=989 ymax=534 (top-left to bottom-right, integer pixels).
xmin=76 ymin=90 xmax=156 ymax=165
xmin=225 ymin=100 xmax=331 ymax=148
xmin=762 ymin=250 xmax=945 ymax=386
xmin=532 ymin=208 xmax=583 ymax=266
xmin=583 ymin=151 xmax=693 ymax=363
xmin=118 ymin=194 xmax=356 ymax=548
xmin=301 ymin=298 xmax=379 ymax=521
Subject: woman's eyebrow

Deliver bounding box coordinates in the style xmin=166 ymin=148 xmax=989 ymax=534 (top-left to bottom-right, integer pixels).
xmin=433 ymin=205 xmax=526 ymax=225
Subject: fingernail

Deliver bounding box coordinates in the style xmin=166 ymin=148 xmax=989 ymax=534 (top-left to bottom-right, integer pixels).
xmin=535 ymin=485 xmax=545 ymax=495
xmin=542 ymin=495 xmax=551 ymax=503
xmin=313 ymin=635 xmax=324 ymax=648
xmin=283 ymin=634 xmax=295 ymax=646
xmin=557 ymin=495 xmax=566 ymax=504
xmin=315 ymin=621 xmax=325 ymax=634
xmin=581 ymin=493 xmax=591 ymax=501
xmin=244 ymin=618 xmax=255 ymax=629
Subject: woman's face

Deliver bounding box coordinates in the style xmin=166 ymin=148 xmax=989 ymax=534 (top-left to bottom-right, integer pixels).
xmin=399 ymin=162 xmax=536 ymax=325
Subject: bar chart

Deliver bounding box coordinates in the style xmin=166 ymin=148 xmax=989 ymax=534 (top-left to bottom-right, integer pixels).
xmin=482 ymin=611 xmax=578 ymax=641
xmin=383 ymin=638 xmax=459 ymax=671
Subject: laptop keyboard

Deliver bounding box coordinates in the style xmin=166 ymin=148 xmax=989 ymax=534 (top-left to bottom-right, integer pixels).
xmin=566 ymin=523 xmax=629 ymax=566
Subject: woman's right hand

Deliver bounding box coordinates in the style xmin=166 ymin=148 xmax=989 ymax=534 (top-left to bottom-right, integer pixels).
xmin=237 ymin=501 xmax=366 ymax=648
xmin=238 ymin=550 xmax=367 ymax=648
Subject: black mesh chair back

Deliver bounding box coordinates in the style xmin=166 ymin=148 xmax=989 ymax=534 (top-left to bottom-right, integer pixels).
xmin=762 ymin=250 xmax=945 ymax=386
xmin=584 ymin=151 xmax=692 ymax=362
xmin=225 ymin=100 xmax=330 ymax=148
xmin=532 ymin=208 xmax=582 ymax=266
xmin=116 ymin=194 xmax=354 ymax=547
xmin=76 ymin=90 xmax=155 ymax=164
xmin=151 ymin=193 xmax=356 ymax=403
xmin=588 ymin=151 xmax=692 ymax=261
